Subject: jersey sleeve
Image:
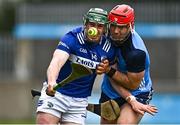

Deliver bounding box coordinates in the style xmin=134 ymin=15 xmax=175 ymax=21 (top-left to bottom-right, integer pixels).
xmin=56 ymin=32 xmax=76 ymax=54
xmin=109 ymin=48 xmax=118 ymax=65
xmin=126 ymin=49 xmax=146 ymax=73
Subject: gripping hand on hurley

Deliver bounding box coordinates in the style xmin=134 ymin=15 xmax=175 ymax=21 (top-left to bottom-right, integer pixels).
xmin=46 ymin=82 xmax=56 ymax=97
xmin=96 ymin=59 xmax=111 ymax=75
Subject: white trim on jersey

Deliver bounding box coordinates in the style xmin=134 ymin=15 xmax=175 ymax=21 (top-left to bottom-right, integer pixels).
xmin=69 ymin=54 xmax=100 ymax=69
xmin=77 ymin=33 xmax=85 ymax=44
xmin=146 ymin=89 xmax=153 ymax=104
xmin=102 ymin=40 xmax=111 ymax=52
xmin=138 ymin=77 xmax=146 ymax=90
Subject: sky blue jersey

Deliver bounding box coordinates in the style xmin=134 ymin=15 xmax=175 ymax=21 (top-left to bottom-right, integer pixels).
xmin=54 ymin=27 xmax=116 ymax=98
xmin=101 ymin=30 xmax=152 ymax=99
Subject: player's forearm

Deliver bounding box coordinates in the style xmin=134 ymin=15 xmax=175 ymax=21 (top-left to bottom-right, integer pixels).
xmin=111 ymin=70 xmax=142 ymax=90
xmin=47 ymin=50 xmax=69 ymax=85
xmin=47 ymin=57 xmax=62 ymax=85
xmin=110 ymin=78 xmax=131 ymax=99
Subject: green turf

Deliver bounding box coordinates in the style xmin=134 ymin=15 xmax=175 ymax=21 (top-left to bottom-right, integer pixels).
xmin=0 ymin=119 xmax=35 ymax=124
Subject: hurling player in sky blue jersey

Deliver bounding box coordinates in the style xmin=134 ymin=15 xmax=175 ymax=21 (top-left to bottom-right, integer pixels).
xmin=36 ymin=8 xmax=117 ymax=125
xmin=96 ymin=5 xmax=158 ymax=124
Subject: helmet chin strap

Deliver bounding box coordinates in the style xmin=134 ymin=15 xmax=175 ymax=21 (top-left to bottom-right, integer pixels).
xmin=130 ymin=23 xmax=134 ymax=33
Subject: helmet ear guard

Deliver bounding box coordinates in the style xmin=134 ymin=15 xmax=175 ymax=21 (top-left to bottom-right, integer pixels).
xmin=83 ymin=14 xmax=88 ymax=25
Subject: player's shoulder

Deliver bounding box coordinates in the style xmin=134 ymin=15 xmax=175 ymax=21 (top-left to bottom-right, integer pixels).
xmin=131 ymin=30 xmax=147 ymax=52
xmin=70 ymin=26 xmax=86 ymax=45
xmin=132 ymin=30 xmax=143 ymax=42
xmin=101 ymin=36 xmax=116 ymax=53
xmin=64 ymin=26 xmax=83 ymax=37
xmin=71 ymin=26 xmax=84 ymax=34
xmin=61 ymin=26 xmax=84 ymax=44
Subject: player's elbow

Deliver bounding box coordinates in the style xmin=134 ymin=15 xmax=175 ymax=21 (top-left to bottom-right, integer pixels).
xmin=126 ymin=72 xmax=144 ymax=90
xmin=128 ymin=84 xmax=139 ymax=90
xmin=127 ymin=81 xmax=140 ymax=90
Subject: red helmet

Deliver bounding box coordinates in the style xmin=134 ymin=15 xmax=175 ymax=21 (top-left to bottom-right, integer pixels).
xmin=108 ymin=4 xmax=135 ymax=28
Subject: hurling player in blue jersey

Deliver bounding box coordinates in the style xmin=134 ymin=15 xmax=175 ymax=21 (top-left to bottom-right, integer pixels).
xmin=96 ymin=4 xmax=157 ymax=124
xmin=36 ymin=8 xmax=117 ymax=125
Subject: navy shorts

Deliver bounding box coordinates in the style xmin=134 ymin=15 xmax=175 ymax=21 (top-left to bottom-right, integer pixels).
xmin=99 ymin=88 xmax=154 ymax=107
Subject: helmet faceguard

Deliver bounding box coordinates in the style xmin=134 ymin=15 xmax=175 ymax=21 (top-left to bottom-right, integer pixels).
xmin=83 ymin=8 xmax=108 ymax=44
xmin=108 ymin=4 xmax=135 ymax=46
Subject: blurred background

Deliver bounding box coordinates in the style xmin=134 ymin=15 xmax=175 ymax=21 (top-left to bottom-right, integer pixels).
xmin=0 ymin=0 xmax=180 ymax=124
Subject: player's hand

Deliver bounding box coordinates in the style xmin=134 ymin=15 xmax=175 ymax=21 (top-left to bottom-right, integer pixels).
xmin=129 ymin=100 xmax=158 ymax=116
xmin=96 ymin=59 xmax=110 ymax=75
xmin=46 ymin=83 xmax=56 ymax=97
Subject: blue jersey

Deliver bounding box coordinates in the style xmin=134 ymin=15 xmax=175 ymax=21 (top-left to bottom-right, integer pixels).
xmin=102 ymin=30 xmax=152 ymax=99
xmin=55 ymin=27 xmax=116 ymax=98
